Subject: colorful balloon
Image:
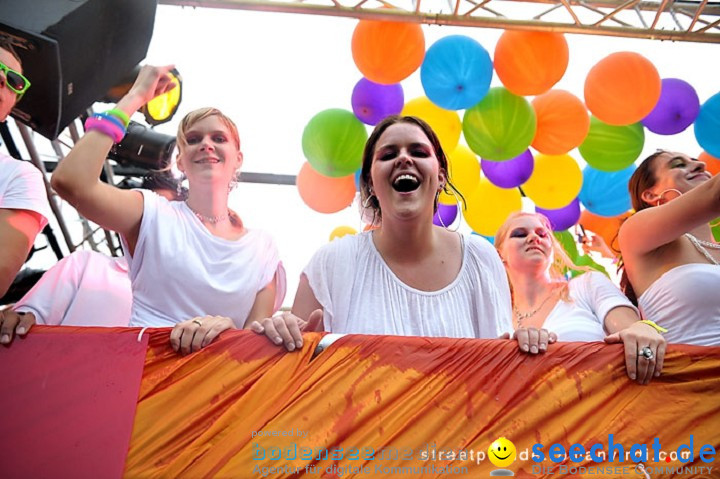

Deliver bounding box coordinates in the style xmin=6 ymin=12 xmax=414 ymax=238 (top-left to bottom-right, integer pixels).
xmin=531 ymin=90 xmax=590 ymax=155
xmin=694 ymin=92 xmax=720 ymax=158
xmin=329 ymin=226 xmax=358 ymax=241
xmin=584 ymin=52 xmax=661 ymax=126
xmin=463 ymin=178 xmax=522 ymax=237
xmin=522 ymin=153 xmax=582 ymax=209
xmin=433 ymin=203 xmax=458 ymax=227
xmin=351 ymin=78 xmax=404 ymax=126
xmin=402 ymin=97 xmax=462 ymax=153
xmin=296 ymin=162 xmax=356 ymax=214
xmin=481 ymin=149 xmax=534 ymax=189
xmin=579 ymin=165 xmax=635 ymax=217
xmin=351 ymin=20 xmax=425 ymax=85
xmin=699 ymin=151 xmax=720 ymax=176
xmin=641 ymin=78 xmax=700 ymax=135
xmin=463 ymin=87 xmax=536 ymax=161
xmin=579 ymin=117 xmax=644 ymax=172
xmin=302 ymin=109 xmax=368 ymax=177
xmin=439 ymin=145 xmax=480 ymax=204
xmin=421 ymin=35 xmax=493 ymax=110
xmin=536 ymin=198 xmax=581 ymax=231
xmin=494 ymin=31 xmax=569 ymax=96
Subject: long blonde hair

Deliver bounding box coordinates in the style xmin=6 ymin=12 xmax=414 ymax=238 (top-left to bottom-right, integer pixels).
xmin=495 ymin=212 xmax=585 ymax=303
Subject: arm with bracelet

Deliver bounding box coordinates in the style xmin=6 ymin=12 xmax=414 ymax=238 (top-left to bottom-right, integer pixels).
xmin=51 ymin=65 xmax=176 ymax=255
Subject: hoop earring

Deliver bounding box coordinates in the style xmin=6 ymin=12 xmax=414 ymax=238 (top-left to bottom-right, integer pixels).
xmin=437 ymin=188 xmax=462 ymax=232
xmin=655 ymin=188 xmax=682 ymax=206
xmin=362 ymin=193 xmax=376 ymax=209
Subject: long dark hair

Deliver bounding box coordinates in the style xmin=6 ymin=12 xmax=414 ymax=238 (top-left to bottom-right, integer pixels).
xmin=359 ymin=115 xmax=465 ymax=225
xmin=620 ymin=150 xmax=667 ymax=305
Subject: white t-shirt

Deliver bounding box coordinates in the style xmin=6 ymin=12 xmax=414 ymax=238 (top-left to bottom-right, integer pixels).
xmin=14 ymin=251 xmax=132 ymax=326
xmin=542 ymin=272 xmax=638 ymax=342
xmin=122 ymin=190 xmax=285 ymax=327
xmin=303 ymin=231 xmax=512 ymax=338
xmin=0 ymin=153 xmax=52 ymax=228
xmin=638 ymin=263 xmax=720 ymax=346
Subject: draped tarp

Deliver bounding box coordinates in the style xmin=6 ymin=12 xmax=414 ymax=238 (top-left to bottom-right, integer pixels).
xmin=2 ymin=327 xmax=719 ymax=479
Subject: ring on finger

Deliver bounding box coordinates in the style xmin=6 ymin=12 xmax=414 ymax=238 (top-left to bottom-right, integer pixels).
xmin=192 ymin=319 xmax=203 ymax=327
xmin=638 ymin=346 xmax=654 ymax=360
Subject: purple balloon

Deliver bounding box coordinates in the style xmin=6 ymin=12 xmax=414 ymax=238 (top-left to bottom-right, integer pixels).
xmin=536 ymin=198 xmax=581 ymax=231
xmin=433 ymin=203 xmax=458 ymax=227
xmin=481 ymin=150 xmax=534 ymax=188
xmin=641 ymin=78 xmax=700 ymax=135
xmin=351 ymin=78 xmax=404 ymax=126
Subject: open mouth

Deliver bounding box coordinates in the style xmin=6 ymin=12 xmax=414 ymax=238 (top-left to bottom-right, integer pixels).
xmin=688 ymin=172 xmax=711 ymax=181
xmin=392 ymin=174 xmax=421 ymax=193
xmin=195 ymin=158 xmax=221 ymax=164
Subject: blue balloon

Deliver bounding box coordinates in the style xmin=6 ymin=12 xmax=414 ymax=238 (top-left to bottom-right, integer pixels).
xmin=354 ymin=168 xmax=362 ymax=191
xmin=421 ymin=35 xmax=493 ymax=110
xmin=579 ymin=165 xmax=635 ymax=217
xmin=694 ymin=91 xmax=720 ymax=158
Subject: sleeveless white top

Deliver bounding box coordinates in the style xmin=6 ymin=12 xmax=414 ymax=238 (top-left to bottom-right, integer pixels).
xmin=303 ymin=231 xmax=512 ymax=338
xmin=122 ymin=190 xmax=284 ymax=327
xmin=638 ymin=263 xmax=720 ymax=346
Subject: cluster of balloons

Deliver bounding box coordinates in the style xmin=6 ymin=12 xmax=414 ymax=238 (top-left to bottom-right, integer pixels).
xmin=298 ymin=20 xmax=720 ymax=241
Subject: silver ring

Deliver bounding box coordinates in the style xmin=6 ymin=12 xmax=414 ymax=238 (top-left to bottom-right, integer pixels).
xmin=638 ymin=346 xmax=654 ymax=360
xmin=192 ymin=319 xmax=203 ymax=327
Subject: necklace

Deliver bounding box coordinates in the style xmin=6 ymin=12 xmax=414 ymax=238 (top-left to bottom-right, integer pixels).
xmin=185 ymin=201 xmax=230 ymax=224
xmin=513 ymin=286 xmax=559 ymax=327
xmin=685 ymin=233 xmax=720 ymax=266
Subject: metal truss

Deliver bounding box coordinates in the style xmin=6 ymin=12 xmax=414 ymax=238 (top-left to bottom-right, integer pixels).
xmin=160 ymin=0 xmax=720 ymax=43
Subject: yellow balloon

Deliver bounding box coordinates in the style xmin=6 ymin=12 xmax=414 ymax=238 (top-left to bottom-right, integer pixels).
xmin=522 ymin=153 xmax=583 ymax=209
xmin=439 ymin=145 xmax=480 ymax=205
xmin=401 ymin=97 xmax=461 ymax=153
xmin=464 ymin=178 xmax=522 ymax=236
xmin=329 ymin=225 xmax=357 ymax=242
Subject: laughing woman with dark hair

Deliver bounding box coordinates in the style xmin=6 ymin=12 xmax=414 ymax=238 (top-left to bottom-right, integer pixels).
xmin=619 ymin=150 xmax=720 ymax=346
xmin=250 ymin=115 xmax=512 ymax=350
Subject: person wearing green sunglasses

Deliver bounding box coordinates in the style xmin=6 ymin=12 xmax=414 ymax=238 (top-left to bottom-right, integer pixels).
xmin=0 ymin=40 xmax=29 ymax=122
xmin=0 ymin=39 xmax=51 ymax=346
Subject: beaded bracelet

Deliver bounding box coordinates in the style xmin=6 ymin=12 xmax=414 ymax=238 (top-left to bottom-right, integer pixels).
xmin=639 ymin=319 xmax=668 ymax=334
xmin=105 ymin=108 xmax=130 ymax=128
xmin=84 ymin=116 xmax=126 ymax=143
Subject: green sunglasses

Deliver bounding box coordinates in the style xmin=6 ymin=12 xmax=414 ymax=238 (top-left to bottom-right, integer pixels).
xmin=0 ymin=60 xmax=31 ymax=96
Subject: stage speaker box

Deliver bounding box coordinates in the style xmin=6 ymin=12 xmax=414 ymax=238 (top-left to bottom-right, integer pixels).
xmin=0 ymin=0 xmax=157 ymax=139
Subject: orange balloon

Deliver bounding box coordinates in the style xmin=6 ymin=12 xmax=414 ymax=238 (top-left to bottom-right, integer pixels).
xmin=699 ymin=151 xmax=720 ymax=176
xmin=532 ymin=90 xmax=590 ymax=155
xmin=493 ymin=31 xmax=568 ymax=96
xmin=584 ymin=52 xmax=661 ymax=126
xmin=351 ymin=20 xmax=425 ymax=85
xmin=296 ymin=162 xmax=356 ymax=214
xmin=579 ymin=209 xmax=631 ymax=252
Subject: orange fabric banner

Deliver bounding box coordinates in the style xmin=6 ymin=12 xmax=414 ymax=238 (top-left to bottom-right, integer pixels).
xmin=124 ymin=330 xmax=720 ymax=479
xmin=3 ymin=327 xmax=719 ymax=478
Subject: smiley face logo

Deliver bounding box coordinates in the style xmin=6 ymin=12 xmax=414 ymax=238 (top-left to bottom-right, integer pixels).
xmin=488 ymin=437 xmax=517 ymax=468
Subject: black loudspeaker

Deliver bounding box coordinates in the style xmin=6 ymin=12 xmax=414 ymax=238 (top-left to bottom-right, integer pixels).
xmin=0 ymin=0 xmax=157 ymax=139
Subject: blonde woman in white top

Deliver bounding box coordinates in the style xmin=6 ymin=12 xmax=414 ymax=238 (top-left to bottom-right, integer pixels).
xmin=51 ymin=66 xmax=284 ymax=354
xmin=495 ymin=212 xmax=666 ymax=385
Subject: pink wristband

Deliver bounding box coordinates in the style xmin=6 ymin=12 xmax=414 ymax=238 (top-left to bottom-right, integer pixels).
xmin=84 ymin=116 xmax=125 ymax=143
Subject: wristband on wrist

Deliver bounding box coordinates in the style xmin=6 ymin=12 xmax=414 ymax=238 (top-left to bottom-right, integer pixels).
xmin=638 ymin=319 xmax=668 ymax=334
xmin=95 ymin=113 xmax=127 ymax=132
xmin=84 ymin=116 xmax=126 ymax=143
xmin=105 ymin=108 xmax=130 ymax=127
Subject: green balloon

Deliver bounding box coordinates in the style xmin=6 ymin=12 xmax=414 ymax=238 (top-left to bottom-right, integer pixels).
xmin=462 ymin=87 xmax=536 ymax=161
xmin=712 ymin=219 xmax=720 ymax=242
xmin=579 ymin=117 xmax=644 ymax=172
xmin=302 ymin=109 xmax=368 ymax=177
xmin=554 ymin=230 xmax=579 ymax=262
